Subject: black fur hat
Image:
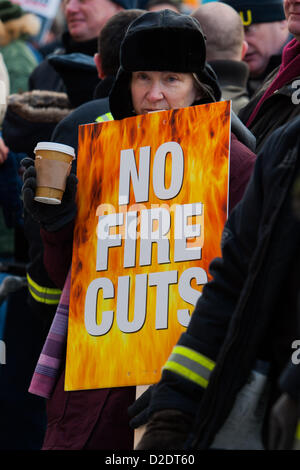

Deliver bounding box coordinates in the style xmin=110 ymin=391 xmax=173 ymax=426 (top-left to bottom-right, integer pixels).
xmin=109 ymin=9 xmax=222 ymax=119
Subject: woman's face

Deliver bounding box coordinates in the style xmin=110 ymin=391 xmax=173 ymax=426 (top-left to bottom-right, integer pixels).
xmin=131 ymin=71 xmax=202 ymax=115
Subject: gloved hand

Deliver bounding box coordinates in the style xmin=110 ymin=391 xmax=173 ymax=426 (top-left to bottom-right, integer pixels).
xmin=128 ymin=385 xmax=154 ymax=428
xmin=21 ymin=157 xmax=78 ymax=232
xmin=268 ymin=393 xmax=299 ymax=450
xmin=135 ymin=409 xmax=193 ymax=450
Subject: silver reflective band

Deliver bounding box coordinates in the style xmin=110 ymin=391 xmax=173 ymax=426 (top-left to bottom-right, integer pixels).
xmin=163 ymin=345 xmax=215 ymax=389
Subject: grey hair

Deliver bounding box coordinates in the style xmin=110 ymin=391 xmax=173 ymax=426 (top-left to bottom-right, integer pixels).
xmin=192 ymin=73 xmax=216 ymax=103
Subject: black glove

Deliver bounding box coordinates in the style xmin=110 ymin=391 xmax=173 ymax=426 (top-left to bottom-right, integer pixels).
xmin=21 ymin=157 xmax=78 ymax=232
xmin=128 ymin=385 xmax=154 ymax=428
xmin=268 ymin=393 xmax=299 ymax=450
xmin=135 ymin=409 xmax=193 ymax=450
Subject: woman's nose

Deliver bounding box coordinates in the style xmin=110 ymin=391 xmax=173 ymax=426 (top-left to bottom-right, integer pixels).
xmin=146 ymin=82 xmax=164 ymax=101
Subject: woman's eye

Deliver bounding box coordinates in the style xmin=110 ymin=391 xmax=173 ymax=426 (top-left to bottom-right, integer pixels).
xmin=166 ymin=75 xmax=178 ymax=83
xmin=137 ymin=73 xmax=149 ymax=80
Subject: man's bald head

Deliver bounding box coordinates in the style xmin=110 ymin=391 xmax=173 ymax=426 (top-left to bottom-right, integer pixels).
xmin=191 ymin=2 xmax=247 ymax=61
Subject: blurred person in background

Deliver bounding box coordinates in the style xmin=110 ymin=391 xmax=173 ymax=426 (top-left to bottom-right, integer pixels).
xmin=29 ymin=0 xmax=136 ymax=93
xmin=238 ymin=0 xmax=300 ymax=153
xmin=146 ymin=0 xmax=181 ymax=12
xmin=0 ymin=0 xmax=40 ymax=94
xmin=222 ymin=0 xmax=290 ymax=96
xmin=192 ymin=1 xmax=250 ymax=113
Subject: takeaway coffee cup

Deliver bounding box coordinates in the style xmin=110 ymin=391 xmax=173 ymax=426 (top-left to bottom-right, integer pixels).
xmin=34 ymin=142 xmax=76 ymax=204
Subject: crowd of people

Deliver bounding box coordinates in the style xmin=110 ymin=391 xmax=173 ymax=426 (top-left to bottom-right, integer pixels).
xmin=0 ymin=0 xmax=299 ymax=452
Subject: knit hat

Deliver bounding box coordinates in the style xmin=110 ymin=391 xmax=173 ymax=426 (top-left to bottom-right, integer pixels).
xmin=109 ymin=9 xmax=221 ymax=119
xmin=112 ymin=0 xmax=138 ymax=8
xmin=221 ymin=0 xmax=285 ymax=25
xmin=0 ymin=0 xmax=24 ymax=23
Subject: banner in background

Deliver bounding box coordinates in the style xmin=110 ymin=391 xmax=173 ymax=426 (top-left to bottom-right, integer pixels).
xmin=12 ymin=0 xmax=61 ymax=43
xmin=65 ymin=101 xmax=231 ymax=391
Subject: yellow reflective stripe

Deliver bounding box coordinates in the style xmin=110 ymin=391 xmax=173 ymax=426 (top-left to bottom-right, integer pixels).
xmin=296 ymin=421 xmax=300 ymax=441
xmin=163 ymin=345 xmax=215 ymax=389
xmin=173 ymin=345 xmax=215 ymax=371
xmin=95 ymin=112 xmax=114 ymax=123
xmin=27 ymin=273 xmax=62 ymax=305
xmin=28 ymin=286 xmax=61 ymax=305
xmin=27 ymin=273 xmax=61 ymax=295
xmin=163 ymin=360 xmax=209 ymax=389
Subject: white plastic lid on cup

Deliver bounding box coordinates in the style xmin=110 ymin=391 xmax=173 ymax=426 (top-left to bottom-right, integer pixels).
xmin=34 ymin=142 xmax=76 ymax=159
xmin=34 ymin=196 xmax=62 ymax=205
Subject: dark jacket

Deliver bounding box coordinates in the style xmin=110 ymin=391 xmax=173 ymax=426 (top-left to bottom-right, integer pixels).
xmin=46 ymin=53 xmax=100 ymax=108
xmin=147 ymin=116 xmax=300 ymax=449
xmin=28 ymin=31 xmax=98 ymax=93
xmin=1 ymin=90 xmax=72 ymax=320
xmin=209 ymin=60 xmax=250 ymax=114
xmin=50 ymin=77 xmax=113 ymax=154
xmin=239 ymin=66 xmax=300 ymax=153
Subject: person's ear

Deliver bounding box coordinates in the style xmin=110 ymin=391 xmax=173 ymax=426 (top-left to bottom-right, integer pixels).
xmin=94 ymin=53 xmax=105 ymax=79
xmin=241 ymin=40 xmax=248 ymax=60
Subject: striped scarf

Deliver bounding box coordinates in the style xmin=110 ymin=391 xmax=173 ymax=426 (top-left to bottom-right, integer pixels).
xmin=29 ymin=268 xmax=71 ymax=399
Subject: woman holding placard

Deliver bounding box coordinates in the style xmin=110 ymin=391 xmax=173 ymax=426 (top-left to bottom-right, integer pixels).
xmin=22 ymin=9 xmax=256 ymax=451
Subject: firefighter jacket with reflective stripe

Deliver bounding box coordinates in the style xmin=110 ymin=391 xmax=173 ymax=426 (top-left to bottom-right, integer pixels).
xmin=148 ymin=116 xmax=300 ymax=449
xmin=27 ymin=272 xmax=62 ymax=305
xmin=24 ymin=210 xmax=62 ymax=317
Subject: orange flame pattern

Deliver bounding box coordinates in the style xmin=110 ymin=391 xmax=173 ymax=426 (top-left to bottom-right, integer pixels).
xmin=65 ymin=101 xmax=231 ymax=391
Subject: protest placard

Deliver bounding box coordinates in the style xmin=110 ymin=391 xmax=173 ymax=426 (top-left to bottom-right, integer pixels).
xmin=65 ymin=101 xmax=231 ymax=391
xmin=12 ymin=0 xmax=60 ymax=42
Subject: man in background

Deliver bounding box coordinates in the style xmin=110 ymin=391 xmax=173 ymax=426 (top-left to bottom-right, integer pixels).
xmin=192 ymin=1 xmax=250 ymax=113
xmin=222 ymin=0 xmax=290 ymax=96
xmin=29 ymin=0 xmax=136 ymax=92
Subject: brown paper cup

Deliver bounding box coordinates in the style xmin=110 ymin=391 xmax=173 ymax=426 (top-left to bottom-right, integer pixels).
xmin=34 ymin=142 xmax=75 ymax=204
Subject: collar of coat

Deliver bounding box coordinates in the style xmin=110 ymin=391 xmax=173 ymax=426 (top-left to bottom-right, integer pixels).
xmin=7 ymin=89 xmax=72 ymax=123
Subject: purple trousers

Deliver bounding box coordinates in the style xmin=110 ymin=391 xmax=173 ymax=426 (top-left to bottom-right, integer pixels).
xmin=42 ymin=367 xmax=136 ymax=450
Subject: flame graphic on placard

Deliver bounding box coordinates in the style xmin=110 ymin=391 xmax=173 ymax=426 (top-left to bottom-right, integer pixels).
xmin=65 ymin=101 xmax=231 ymax=391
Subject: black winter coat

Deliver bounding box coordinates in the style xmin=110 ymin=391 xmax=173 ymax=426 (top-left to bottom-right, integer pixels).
xmin=28 ymin=32 xmax=99 ymax=94
xmin=149 ymin=115 xmax=300 ymax=449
